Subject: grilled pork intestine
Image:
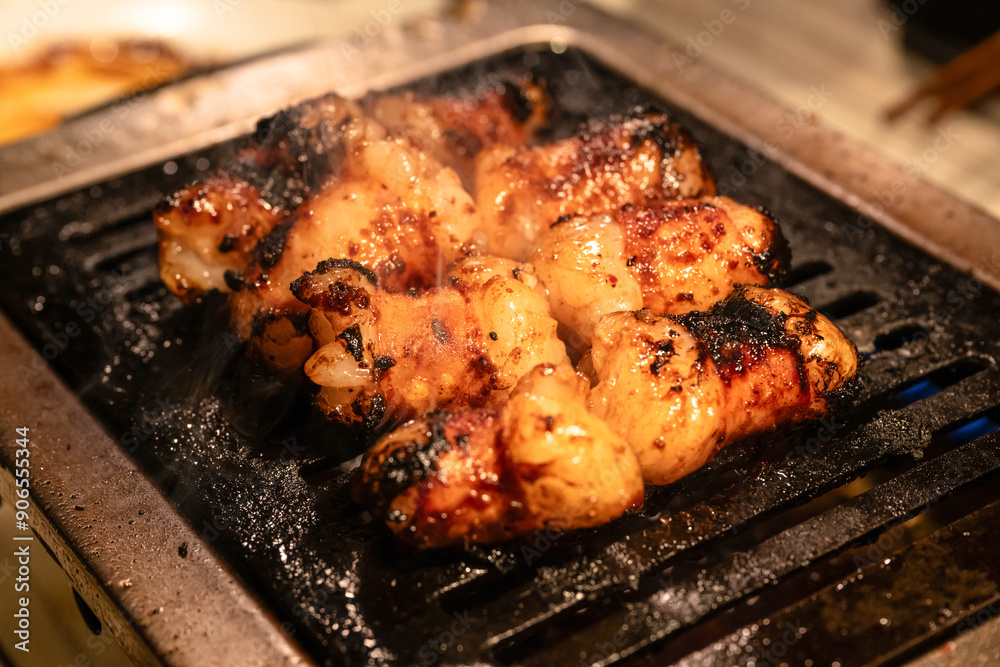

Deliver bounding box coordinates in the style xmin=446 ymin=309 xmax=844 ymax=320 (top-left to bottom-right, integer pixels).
xmin=529 ymin=197 xmax=788 ymax=346
xmin=231 ymin=110 xmax=481 ymax=330
xmin=354 ymin=363 xmax=645 ymax=548
xmin=290 ymin=256 xmax=569 ymax=427
xmin=366 ymin=78 xmax=549 ymax=189
xmin=475 ymin=111 xmax=716 ymax=260
xmin=590 ymin=286 xmax=860 ymax=485
xmin=156 ymin=85 xmax=552 ymax=372
xmin=156 ymin=82 xmax=549 ymax=305
xmin=155 ymin=176 xmax=285 ymax=300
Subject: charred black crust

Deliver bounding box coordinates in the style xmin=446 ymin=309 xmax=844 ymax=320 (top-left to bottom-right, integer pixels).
xmin=819 ymin=353 xmax=865 ymax=413
xmin=255 ymin=219 xmax=293 ymax=269
xmin=237 ymin=94 xmax=348 ymax=208
xmin=249 ymin=310 xmax=310 ymax=339
xmin=362 ymin=394 xmax=387 ymax=433
xmin=753 ymin=207 xmax=793 ymax=285
xmin=649 ymin=340 xmax=675 ymax=376
xmin=673 ymin=285 xmax=804 ymax=387
xmin=629 ymin=113 xmax=679 ymax=159
xmin=224 ymin=270 xmax=244 ymax=292
xmin=290 ymin=259 xmax=379 ymax=310
xmin=337 ymin=324 xmax=365 ymax=362
xmin=372 ymin=411 xmax=451 ymax=502
xmin=373 ymin=355 xmax=397 ymax=372
xmin=218 ymin=233 xmax=238 ymax=254
xmin=253 ymin=113 xmax=275 ymax=143
xmin=501 ymin=80 xmax=534 ymax=123
xmin=310 ymin=258 xmax=379 ymax=287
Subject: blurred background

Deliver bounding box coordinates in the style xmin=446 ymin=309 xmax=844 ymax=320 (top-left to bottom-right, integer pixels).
xmin=1 ymin=0 xmax=999 ymax=218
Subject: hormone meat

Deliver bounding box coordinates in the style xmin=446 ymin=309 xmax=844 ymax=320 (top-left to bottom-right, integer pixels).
xmin=290 ymin=256 xmax=569 ymax=428
xmin=155 ymin=84 xmax=549 ymax=369
xmin=366 ymin=78 xmax=549 ymax=189
xmin=590 ymin=286 xmax=860 ymax=484
xmin=475 ymin=110 xmax=716 ymax=260
xmin=154 ymin=80 xmax=864 ymax=549
xmin=529 ymin=196 xmax=788 ymax=345
xmin=354 ymin=364 xmax=645 ymax=548
xmin=155 ymin=175 xmax=284 ymax=300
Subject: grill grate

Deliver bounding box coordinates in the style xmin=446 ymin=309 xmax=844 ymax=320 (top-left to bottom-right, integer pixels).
xmin=2 ymin=47 xmax=1000 ymax=666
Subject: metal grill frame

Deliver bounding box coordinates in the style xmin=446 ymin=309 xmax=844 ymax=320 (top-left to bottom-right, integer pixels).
xmin=2 ymin=2 xmax=1000 ymax=666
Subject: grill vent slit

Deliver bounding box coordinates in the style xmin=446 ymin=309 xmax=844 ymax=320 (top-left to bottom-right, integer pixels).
xmin=817 ymin=290 xmax=882 ymax=319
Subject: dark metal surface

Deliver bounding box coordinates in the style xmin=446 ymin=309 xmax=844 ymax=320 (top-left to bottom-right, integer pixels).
xmin=0 ymin=308 xmax=312 ymax=667
xmin=2 ymin=42 xmax=1000 ymax=667
xmin=2 ymin=2 xmax=1000 ymax=665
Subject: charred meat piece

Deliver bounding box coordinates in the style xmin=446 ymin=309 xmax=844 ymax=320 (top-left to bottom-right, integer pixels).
xmin=154 ymin=94 xmax=365 ymax=304
xmin=590 ymin=286 xmax=860 ymax=484
xmin=230 ymin=107 xmax=481 ymax=327
xmin=354 ymin=363 xmax=645 ymax=548
xmin=156 ymin=81 xmax=550 ymax=304
xmin=365 ymin=78 xmax=549 ymax=189
xmin=475 ymin=109 xmax=716 ymax=260
xmin=156 ymin=84 xmax=552 ymax=371
xmin=290 ymin=256 xmax=569 ymax=428
xmin=154 ymin=175 xmax=285 ymax=301
xmin=530 ymin=196 xmax=788 ymax=346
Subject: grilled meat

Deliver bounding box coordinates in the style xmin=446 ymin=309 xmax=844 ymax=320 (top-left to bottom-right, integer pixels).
xmin=354 ymin=363 xmax=645 ymax=548
xmin=156 ymin=84 xmax=550 ymax=371
xmin=290 ymin=256 xmax=569 ymax=427
xmin=153 ymin=80 xmax=864 ymax=548
xmin=529 ymin=197 xmax=788 ymax=346
xmin=155 ymin=175 xmax=285 ymax=300
xmin=366 ymin=78 xmax=549 ymax=189
xmin=230 ymin=107 xmax=480 ymax=328
xmin=590 ymin=286 xmax=860 ymax=484
xmin=156 ymin=81 xmax=549 ymax=304
xmin=475 ymin=110 xmax=716 ymax=260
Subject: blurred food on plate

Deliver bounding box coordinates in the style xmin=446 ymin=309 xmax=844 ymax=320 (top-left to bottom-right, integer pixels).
xmin=0 ymin=39 xmax=192 ymax=145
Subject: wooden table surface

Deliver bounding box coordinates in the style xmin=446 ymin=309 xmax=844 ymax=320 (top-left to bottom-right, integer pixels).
xmin=594 ymin=0 xmax=1000 ymax=221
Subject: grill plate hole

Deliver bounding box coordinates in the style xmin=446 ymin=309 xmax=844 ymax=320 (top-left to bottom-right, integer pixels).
xmin=818 ymin=291 xmax=881 ymax=319
xmin=875 ymin=323 xmax=930 ymax=351
xmin=784 ymin=260 xmax=833 ymax=286
xmin=889 ymin=358 xmax=989 ymax=409
xmin=941 ymin=405 xmax=1000 ymax=446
